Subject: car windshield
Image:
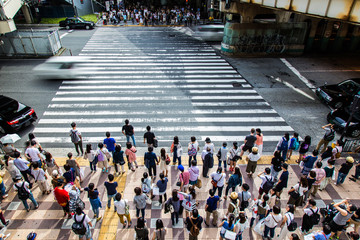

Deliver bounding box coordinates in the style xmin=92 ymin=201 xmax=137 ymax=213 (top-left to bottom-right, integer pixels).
xmin=0 ymin=100 xmax=26 ymax=116
xmin=77 ymin=17 xmax=85 ymax=22
xmin=338 ymin=80 xmax=360 ymax=94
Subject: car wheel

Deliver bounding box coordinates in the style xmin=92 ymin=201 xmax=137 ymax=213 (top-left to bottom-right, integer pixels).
xmin=65 ymin=25 xmax=70 ymax=30
xmin=350 ymin=129 xmax=360 ymax=138
xmin=334 ymin=101 xmax=343 ymax=109
xmin=85 ymin=25 xmax=90 ymax=30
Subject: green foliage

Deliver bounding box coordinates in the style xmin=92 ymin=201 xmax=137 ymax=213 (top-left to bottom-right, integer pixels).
xmin=40 ymin=14 xmax=99 ymax=24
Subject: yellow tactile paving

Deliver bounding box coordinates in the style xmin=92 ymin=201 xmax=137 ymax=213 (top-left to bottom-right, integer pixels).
xmin=97 ymin=173 xmax=128 ymax=240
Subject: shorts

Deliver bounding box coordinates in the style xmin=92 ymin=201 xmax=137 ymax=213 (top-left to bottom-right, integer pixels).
xmin=242 ymin=145 xmax=253 ymax=152
xmin=330 ymin=220 xmax=345 ymax=232
xmin=258 ymin=187 xmax=268 ymax=195
xmin=189 ymin=180 xmax=197 ymax=185
xmin=79 ymin=225 xmax=92 ymax=239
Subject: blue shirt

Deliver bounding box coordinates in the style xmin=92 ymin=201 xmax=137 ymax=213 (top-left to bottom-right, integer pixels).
xmin=63 ymin=168 xmax=76 ymax=183
xmin=304 ymin=156 xmax=318 ymax=168
xmin=206 ymin=195 xmax=219 ymax=212
xmin=277 ymin=170 xmax=289 ymax=188
xmin=144 ymin=152 xmax=157 ymax=167
xmin=104 ymin=138 xmax=116 ymax=152
xmin=314 ymin=232 xmax=331 ymax=240
xmin=156 ymin=178 xmax=168 ymax=192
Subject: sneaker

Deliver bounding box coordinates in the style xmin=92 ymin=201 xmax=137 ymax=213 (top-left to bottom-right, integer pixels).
xmin=96 ymin=216 xmax=102 ymax=222
xmin=106 ymin=169 xmax=109 ymax=173
xmin=5 ymin=220 xmax=10 ymax=226
xmin=123 ymin=220 xmax=127 ymax=228
xmin=204 ymin=222 xmax=209 ymax=227
xmin=349 ymin=177 xmax=357 ymax=182
xmin=128 ymin=221 xmax=132 ymax=228
xmin=2 ymin=194 xmax=8 ymax=198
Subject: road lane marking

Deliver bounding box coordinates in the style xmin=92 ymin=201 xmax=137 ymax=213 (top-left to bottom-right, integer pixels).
xmin=61 ymin=79 xmax=246 ymax=84
xmin=58 ymin=84 xmax=241 ymax=89
xmin=51 ymin=96 xmax=263 ymax=101
xmin=280 ymin=58 xmax=316 ymax=92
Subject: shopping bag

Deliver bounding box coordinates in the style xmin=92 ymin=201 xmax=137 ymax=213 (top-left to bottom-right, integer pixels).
xmin=253 ymin=219 xmax=265 ymax=236
xmin=224 ymin=230 xmax=237 ymax=240
xmin=153 ymin=187 xmax=160 ymax=195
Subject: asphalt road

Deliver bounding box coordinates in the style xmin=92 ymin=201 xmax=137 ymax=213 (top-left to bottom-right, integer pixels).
xmin=1 ymin=26 xmax=360 ymax=154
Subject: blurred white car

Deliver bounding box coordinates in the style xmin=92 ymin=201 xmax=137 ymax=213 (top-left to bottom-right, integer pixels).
xmin=33 ymin=56 xmax=90 ymax=79
xmin=194 ymin=24 xmax=224 ymax=42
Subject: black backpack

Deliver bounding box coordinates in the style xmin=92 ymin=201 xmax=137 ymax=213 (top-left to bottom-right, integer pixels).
xmin=287 ymin=213 xmax=297 ymax=231
xmin=310 ymin=208 xmax=320 ymax=225
xmin=15 ymin=182 xmax=30 ymax=200
xmin=262 ymin=176 xmax=274 ymax=193
xmin=72 ymin=214 xmax=87 ymax=235
xmin=323 ymin=129 xmax=335 ymax=141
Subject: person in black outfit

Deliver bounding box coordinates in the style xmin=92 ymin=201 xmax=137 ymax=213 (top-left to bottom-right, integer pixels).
xmin=271 ymin=151 xmax=284 ymax=182
xmin=186 ymin=209 xmax=203 ymax=240
xmin=143 ymin=126 xmax=155 ymax=147
xmin=122 ymin=119 xmax=136 ymax=147
xmin=202 ymin=148 xmax=213 ymax=178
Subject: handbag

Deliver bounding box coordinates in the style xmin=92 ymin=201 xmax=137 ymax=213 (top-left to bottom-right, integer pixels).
xmin=146 ymin=195 xmax=152 ymax=205
xmin=254 ymin=219 xmax=265 ymax=236
xmin=76 ymin=197 xmax=85 ymax=210
xmin=211 ymin=174 xmax=223 ymax=188
xmin=224 ymin=230 xmax=237 ymax=240
xmin=153 ymin=187 xmax=160 ymax=195
xmin=165 ymin=155 xmax=171 ymax=165
xmin=176 ymin=173 xmax=183 ymax=187
xmin=195 ymin=178 xmax=202 ymax=189
xmin=124 ymin=200 xmax=129 ymax=215
xmin=289 ymin=188 xmax=300 ymax=200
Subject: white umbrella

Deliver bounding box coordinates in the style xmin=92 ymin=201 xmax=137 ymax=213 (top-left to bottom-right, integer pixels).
xmin=0 ymin=134 xmax=21 ymax=144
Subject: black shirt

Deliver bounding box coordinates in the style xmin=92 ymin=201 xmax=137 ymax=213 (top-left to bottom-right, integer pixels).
xmin=307 ymin=177 xmax=316 ymax=189
xmin=271 ymin=156 xmax=284 ymax=172
xmin=122 ymin=124 xmax=134 ymax=136
xmin=186 ymin=216 xmax=203 ymax=232
xmin=245 ymin=134 xmax=257 ymax=147
xmin=339 ymin=162 xmax=353 ymax=174
xmin=143 ymin=131 xmax=155 ymax=144
xmin=277 ymin=170 xmax=289 ymax=188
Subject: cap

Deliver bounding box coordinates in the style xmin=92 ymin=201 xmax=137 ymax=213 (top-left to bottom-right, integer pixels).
xmin=15 ymin=176 xmax=22 ymax=181
xmin=346 ymin=156 xmax=354 ymax=163
xmin=230 ymin=192 xmax=238 ymax=200
xmin=52 ymin=170 xmax=59 ymax=177
xmin=178 ymin=165 xmax=184 ymax=172
xmin=205 ymin=137 xmax=211 ymax=143
xmin=27 ymin=232 xmax=37 ymax=240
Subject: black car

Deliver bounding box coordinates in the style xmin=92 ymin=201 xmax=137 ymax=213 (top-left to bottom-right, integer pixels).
xmin=59 ymin=17 xmax=95 ymax=30
xmin=0 ymin=95 xmax=37 ymax=134
xmin=327 ymin=107 xmax=360 ymax=138
xmin=316 ymin=78 xmax=360 ymax=109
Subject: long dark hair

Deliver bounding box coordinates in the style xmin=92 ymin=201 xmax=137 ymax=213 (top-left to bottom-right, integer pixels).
xmin=160 ymin=173 xmax=165 ymax=183
xmin=284 ymin=132 xmax=290 ymax=141
xmin=234 ymin=167 xmax=242 ymax=179
xmin=137 ymin=217 xmax=145 ymax=228
xmin=174 ymin=136 xmax=179 ymax=144
xmin=172 ymin=189 xmax=179 ymax=201
xmin=256 ymin=128 xmax=262 ymax=136
xmin=189 ymin=186 xmax=196 ymax=200
xmin=28 ymin=133 xmax=35 ymax=141
xmin=228 ymin=213 xmax=235 ymax=226
xmin=45 ymin=152 xmax=52 ymax=163
xmin=233 ymin=142 xmax=238 ymax=150
xmin=160 ymin=148 xmax=166 ymax=159
xmin=86 ymin=144 xmax=92 ymax=154
xmin=262 ymin=194 xmax=269 ymax=208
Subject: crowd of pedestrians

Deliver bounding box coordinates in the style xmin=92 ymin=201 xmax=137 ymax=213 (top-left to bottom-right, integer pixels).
xmin=1 ymin=120 xmax=360 ymax=240
xmin=102 ymin=6 xmax=201 ymax=26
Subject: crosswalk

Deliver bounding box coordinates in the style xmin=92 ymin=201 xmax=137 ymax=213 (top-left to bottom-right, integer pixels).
xmin=33 ymin=27 xmax=294 ymax=152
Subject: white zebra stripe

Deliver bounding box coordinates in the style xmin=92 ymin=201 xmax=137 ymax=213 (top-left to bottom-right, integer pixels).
xmin=77 ymin=62 xmax=230 ymax=66
xmin=58 ymin=85 xmax=244 ymax=90
xmin=75 ymin=66 xmax=234 ymax=70
xmin=61 ymin=79 xmax=246 ymax=84
xmin=80 ymin=74 xmax=243 ymax=79
xmin=38 ymin=116 xmax=283 ymax=124
xmin=43 ymin=109 xmax=277 ymax=116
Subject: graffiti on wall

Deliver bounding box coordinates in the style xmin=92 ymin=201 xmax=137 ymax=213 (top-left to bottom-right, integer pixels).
xmin=235 ymin=34 xmax=287 ymax=54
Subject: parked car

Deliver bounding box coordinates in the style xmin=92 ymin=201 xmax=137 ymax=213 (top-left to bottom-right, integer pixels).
xmin=316 ymin=78 xmax=360 ymax=109
xmin=0 ymin=95 xmax=37 ymax=134
xmin=327 ymin=107 xmax=360 ymax=138
xmin=59 ymin=17 xmax=95 ymax=30
xmin=33 ymin=56 xmax=90 ymax=79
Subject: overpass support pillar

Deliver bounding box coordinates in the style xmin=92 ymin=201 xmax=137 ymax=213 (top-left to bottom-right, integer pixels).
xmin=350 ymin=26 xmax=360 ymax=52
xmin=320 ymin=21 xmax=333 ymax=52
xmin=305 ymin=19 xmax=319 ymax=52
xmin=21 ymin=5 xmax=32 ymax=24
xmin=276 ymin=11 xmax=292 ymax=23
xmin=333 ymin=23 xmax=348 ymax=52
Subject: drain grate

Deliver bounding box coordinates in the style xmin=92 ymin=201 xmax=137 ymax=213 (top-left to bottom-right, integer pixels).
xmin=232 ymin=83 xmax=242 ymax=88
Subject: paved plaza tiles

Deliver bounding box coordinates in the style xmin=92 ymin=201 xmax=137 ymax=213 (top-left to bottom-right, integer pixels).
xmin=0 ymin=154 xmax=359 ymax=239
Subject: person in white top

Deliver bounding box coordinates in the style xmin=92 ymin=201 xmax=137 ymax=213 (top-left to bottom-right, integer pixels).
xmin=264 ymin=205 xmax=282 ymax=239
xmin=257 ymin=167 xmax=273 ymax=199
xmin=84 ymin=144 xmax=96 ymax=173
xmin=210 ymin=167 xmax=226 ymax=199
xmin=32 ymin=162 xmax=50 ymax=195
xmin=245 ymin=147 xmax=260 ymax=178
xmin=188 ymin=136 xmax=200 ymax=166
xmin=287 ymin=176 xmax=308 ymax=209
xmin=234 ymin=212 xmax=249 ymax=239
xmin=278 ymin=204 xmax=295 ymax=240
xmin=203 ymin=137 xmax=215 ymax=153
xmin=25 ymin=140 xmax=43 ymax=163
xmin=114 ymin=193 xmax=132 ymax=228
xmin=73 ymin=207 xmax=92 ymax=240
xmin=301 ymin=199 xmax=319 ymax=234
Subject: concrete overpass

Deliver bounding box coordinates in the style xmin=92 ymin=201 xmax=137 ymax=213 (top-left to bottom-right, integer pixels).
xmin=220 ymin=0 xmax=360 ymax=54
xmin=0 ymin=0 xmax=33 ymax=34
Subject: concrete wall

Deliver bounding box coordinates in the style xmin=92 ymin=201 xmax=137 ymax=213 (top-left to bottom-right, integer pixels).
xmin=74 ymin=0 xmax=94 ymax=16
xmin=221 ymin=22 xmax=307 ymax=55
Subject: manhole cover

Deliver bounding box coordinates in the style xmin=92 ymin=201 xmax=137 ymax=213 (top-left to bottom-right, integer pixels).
xmin=232 ymin=83 xmax=242 ymax=88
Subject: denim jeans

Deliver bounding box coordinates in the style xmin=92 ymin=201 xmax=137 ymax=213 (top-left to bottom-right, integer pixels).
xmin=281 ymin=149 xmax=288 ymax=160
xmin=188 ymin=155 xmax=197 ymax=166
xmin=73 ymin=141 xmax=83 ymax=155
xmin=126 ymin=135 xmax=136 ymax=146
xmin=136 ymin=207 xmax=145 ymax=218
xmin=355 ymin=165 xmax=360 ymax=179
xmin=337 ymin=172 xmax=348 ymax=185
xmin=270 ymin=165 xmax=280 ymax=181
xmin=93 ymin=207 xmax=99 ymax=217
xmin=107 ymin=193 xmax=117 ymax=209
xmin=21 ymin=192 xmax=38 ymax=210
xmin=148 ymin=165 xmax=156 ymax=177
xmin=0 ymin=182 xmax=5 ymax=196
xmin=225 ymin=185 xmax=236 ymax=196
xmin=90 ymin=161 xmax=97 ymax=171
xmin=218 ymin=160 xmax=227 ymax=170
xmin=264 ymin=225 xmax=275 ymax=238
xmin=171 ymin=211 xmax=179 ymax=225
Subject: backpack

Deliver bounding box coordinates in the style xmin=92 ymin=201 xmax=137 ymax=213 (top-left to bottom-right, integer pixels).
xmin=72 ymin=214 xmax=87 ymax=235
xmin=293 ymin=139 xmax=300 ymax=151
xmin=335 ymin=147 xmax=341 ymax=159
xmin=323 ymin=129 xmax=335 ymax=141
xmin=262 ymin=176 xmax=274 ymax=193
xmin=189 ymin=217 xmax=200 ymax=236
xmin=230 ymin=200 xmax=240 ymax=218
xmin=287 ymin=213 xmax=297 ymax=231
xmin=97 ymin=150 xmax=104 ymax=162
xmin=188 ymin=144 xmax=196 ymax=156
xmin=70 ymin=130 xmax=78 ymax=143
xmin=240 ymin=192 xmax=249 ymax=209
xmin=153 ymin=138 xmax=158 ymax=148
xmin=15 ymin=182 xmax=30 ymax=200
xmin=278 ymin=137 xmax=289 ymax=151
xmin=310 ymin=208 xmax=320 ymax=225
xmin=257 ymin=201 xmax=267 ymax=215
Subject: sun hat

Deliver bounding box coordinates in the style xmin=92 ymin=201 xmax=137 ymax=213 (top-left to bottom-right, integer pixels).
xmin=230 ymin=192 xmax=238 ymax=200
xmin=252 ymin=147 xmax=258 ymax=154
xmin=346 ymin=156 xmax=354 ymax=163
xmin=205 ymin=137 xmax=211 ymax=143
xmin=52 ymin=170 xmax=59 ymax=177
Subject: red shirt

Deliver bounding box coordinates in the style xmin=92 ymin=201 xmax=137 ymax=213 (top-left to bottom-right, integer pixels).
xmin=54 ymin=187 xmax=70 ymax=206
xmin=179 ymin=171 xmax=190 ymax=185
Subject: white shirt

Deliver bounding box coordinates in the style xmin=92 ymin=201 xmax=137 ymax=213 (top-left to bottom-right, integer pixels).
xmin=25 ymin=147 xmax=41 ymax=161
xmin=260 ymin=174 xmax=272 ymax=188
xmin=210 ymin=172 xmax=226 ymax=187
xmin=304 ymin=207 xmax=319 ymax=216
xmin=292 ymin=183 xmax=308 ymax=196
xmin=114 ymin=199 xmax=128 ymax=215
xmin=248 ymin=153 xmax=260 ymax=162
xmin=32 ymin=168 xmax=46 ymax=181
xmin=73 ymin=214 xmax=91 ymax=229
xmin=201 ymin=150 xmax=208 ymax=160
xmin=13 ymin=181 xmax=30 ymax=193
xmin=203 ymin=143 xmax=215 ymax=153
xmin=264 ymin=213 xmax=282 ymax=228
xmin=188 ymin=141 xmax=199 ymax=152
xmin=69 ymin=129 xmax=81 ymax=142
